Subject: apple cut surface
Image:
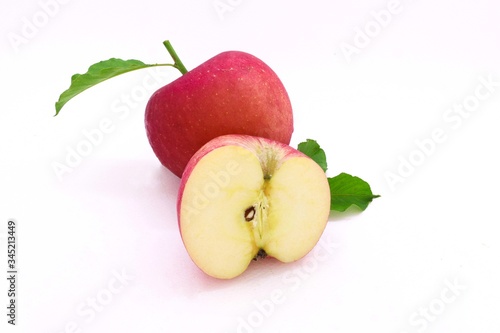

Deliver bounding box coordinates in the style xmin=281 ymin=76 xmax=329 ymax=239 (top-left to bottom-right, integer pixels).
xmin=260 ymin=159 xmax=331 ymax=262
xmin=178 ymin=135 xmax=330 ymax=279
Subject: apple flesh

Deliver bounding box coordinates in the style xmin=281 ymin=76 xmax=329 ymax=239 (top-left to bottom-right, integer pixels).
xmin=177 ymin=135 xmax=331 ymax=279
xmin=145 ymin=51 xmax=293 ymax=178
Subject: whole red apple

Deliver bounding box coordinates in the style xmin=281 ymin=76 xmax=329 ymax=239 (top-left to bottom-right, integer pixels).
xmin=145 ymin=51 xmax=293 ymax=177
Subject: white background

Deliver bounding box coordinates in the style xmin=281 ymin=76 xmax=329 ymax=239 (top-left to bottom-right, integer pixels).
xmin=1 ymin=0 xmax=500 ymax=332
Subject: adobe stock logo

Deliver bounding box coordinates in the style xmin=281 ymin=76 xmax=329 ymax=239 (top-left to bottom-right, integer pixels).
xmin=234 ymin=235 xmax=339 ymax=333
xmin=51 ymin=67 xmax=172 ymax=182
xmin=213 ymin=0 xmax=244 ymax=20
xmin=385 ymin=74 xmax=499 ymax=191
xmin=399 ymin=277 xmax=466 ymax=333
xmin=182 ymin=159 xmax=243 ymax=224
xmin=7 ymin=0 xmax=72 ymax=52
xmin=339 ymin=0 xmax=406 ymax=63
xmin=54 ymin=268 xmax=134 ymax=333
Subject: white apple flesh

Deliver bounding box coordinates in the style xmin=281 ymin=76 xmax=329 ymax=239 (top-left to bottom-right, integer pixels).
xmin=177 ymin=135 xmax=331 ymax=279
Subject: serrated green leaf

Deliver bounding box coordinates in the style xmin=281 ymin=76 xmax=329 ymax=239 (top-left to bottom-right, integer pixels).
xmin=297 ymin=139 xmax=327 ymax=172
xmin=54 ymin=58 xmax=162 ymax=115
xmin=328 ymin=172 xmax=380 ymax=212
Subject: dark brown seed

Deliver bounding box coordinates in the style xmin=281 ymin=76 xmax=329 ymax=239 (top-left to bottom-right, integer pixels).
xmin=244 ymin=206 xmax=256 ymax=221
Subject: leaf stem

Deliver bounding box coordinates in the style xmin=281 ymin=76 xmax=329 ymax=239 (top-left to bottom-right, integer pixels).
xmin=163 ymin=40 xmax=188 ymax=74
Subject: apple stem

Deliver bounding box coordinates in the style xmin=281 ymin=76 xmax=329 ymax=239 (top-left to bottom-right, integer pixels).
xmin=163 ymin=40 xmax=188 ymax=75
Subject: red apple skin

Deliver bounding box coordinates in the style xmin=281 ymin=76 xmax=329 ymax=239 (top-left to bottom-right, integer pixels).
xmin=145 ymin=51 xmax=293 ymax=177
xmin=177 ymin=134 xmax=306 ymax=233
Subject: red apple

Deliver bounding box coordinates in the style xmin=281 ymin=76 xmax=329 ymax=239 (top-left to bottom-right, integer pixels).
xmin=177 ymin=135 xmax=331 ymax=279
xmin=145 ymin=51 xmax=293 ymax=177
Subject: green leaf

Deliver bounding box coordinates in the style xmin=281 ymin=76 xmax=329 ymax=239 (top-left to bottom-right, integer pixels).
xmin=297 ymin=139 xmax=379 ymax=212
xmin=328 ymin=173 xmax=380 ymax=212
xmin=54 ymin=58 xmax=164 ymax=115
xmin=54 ymin=40 xmax=189 ymax=116
xmin=297 ymin=139 xmax=327 ymax=172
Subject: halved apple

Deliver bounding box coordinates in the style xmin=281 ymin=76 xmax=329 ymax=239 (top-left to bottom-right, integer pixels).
xmin=177 ymin=135 xmax=331 ymax=279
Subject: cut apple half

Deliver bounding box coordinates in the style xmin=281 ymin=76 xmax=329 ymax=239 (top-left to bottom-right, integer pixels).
xmin=177 ymin=135 xmax=331 ymax=279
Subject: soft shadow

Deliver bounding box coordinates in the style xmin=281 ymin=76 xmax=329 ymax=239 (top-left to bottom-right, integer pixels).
xmin=329 ymin=205 xmax=365 ymax=222
xmin=168 ymin=236 xmax=342 ymax=297
xmin=168 ymin=254 xmax=305 ymax=297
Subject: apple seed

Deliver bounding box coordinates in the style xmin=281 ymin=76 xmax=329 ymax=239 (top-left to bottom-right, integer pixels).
xmin=244 ymin=206 xmax=256 ymax=221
